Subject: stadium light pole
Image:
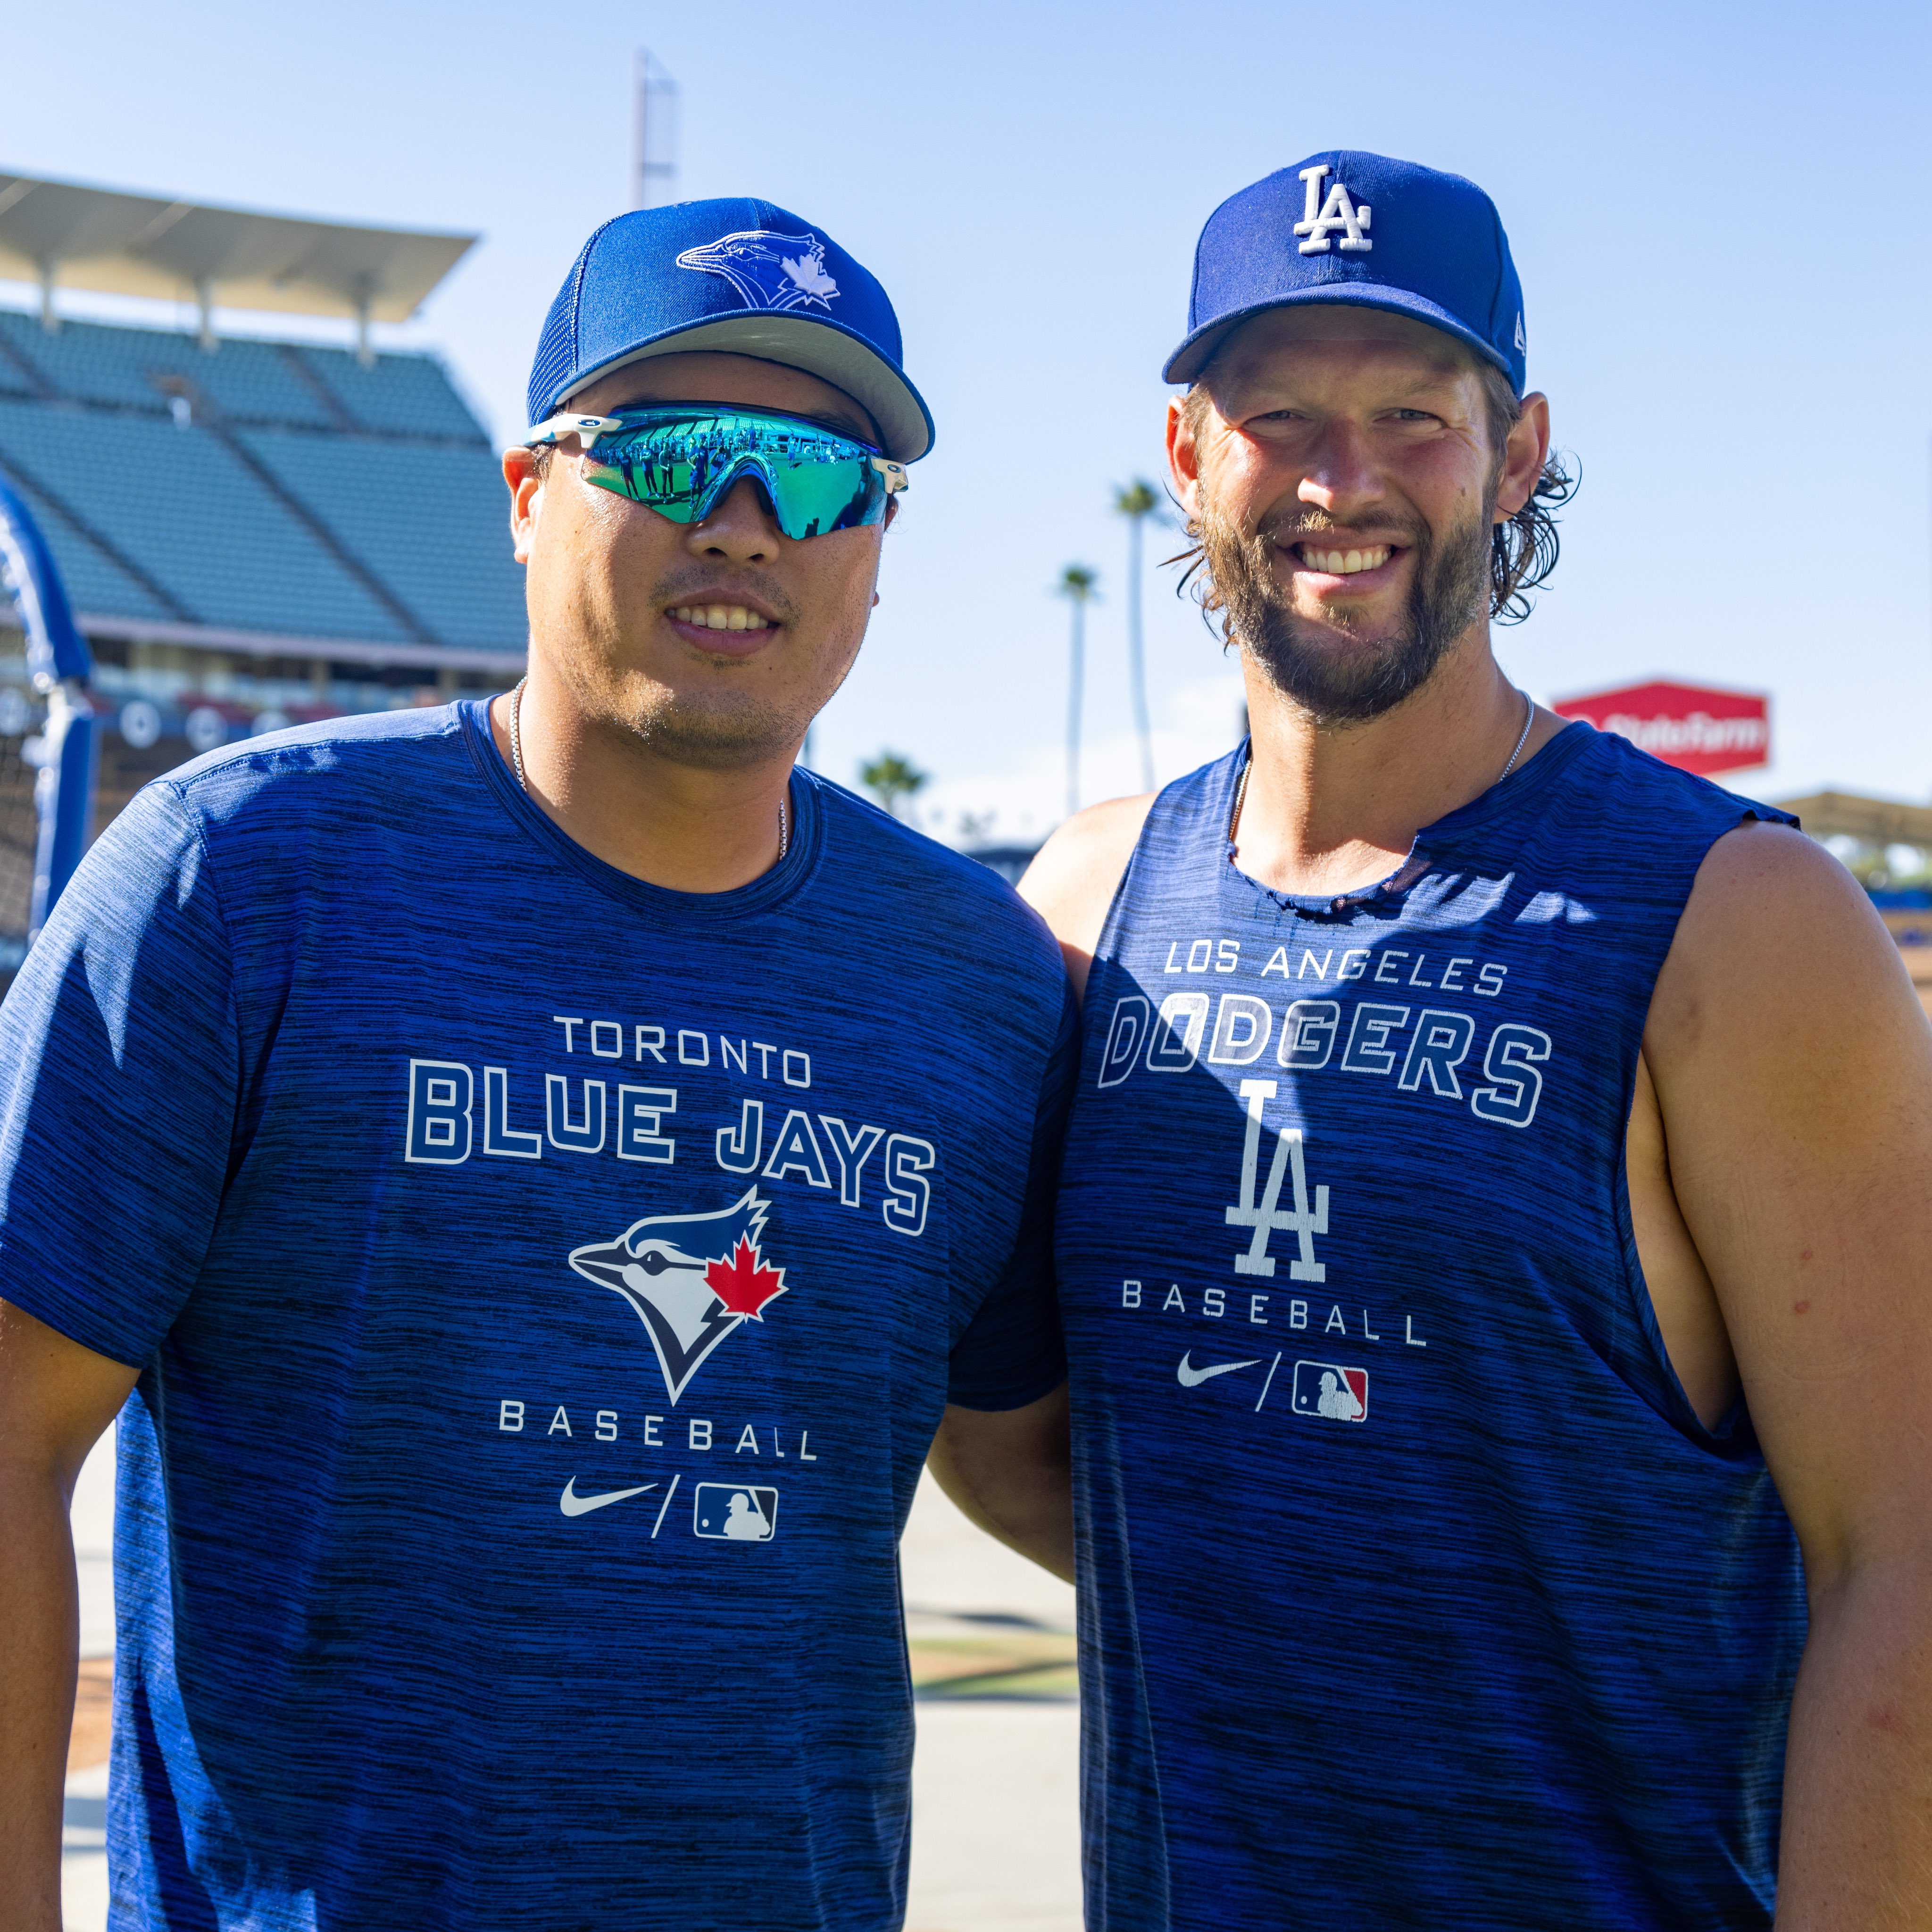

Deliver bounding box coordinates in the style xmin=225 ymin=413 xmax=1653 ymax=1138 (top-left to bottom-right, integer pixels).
xmin=633 ymin=52 xmax=681 ymax=210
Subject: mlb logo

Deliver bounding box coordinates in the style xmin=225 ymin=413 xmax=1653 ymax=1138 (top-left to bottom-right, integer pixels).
xmin=693 ymin=1482 xmax=779 ymax=1542
xmin=1291 ymin=1360 xmax=1368 ymax=1423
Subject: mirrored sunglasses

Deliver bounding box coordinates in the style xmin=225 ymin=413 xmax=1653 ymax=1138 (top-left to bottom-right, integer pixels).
xmin=523 ymin=403 xmax=909 ymax=541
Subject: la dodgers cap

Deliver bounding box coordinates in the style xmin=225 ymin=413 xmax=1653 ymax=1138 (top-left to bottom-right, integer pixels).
xmin=526 ymin=198 xmax=934 ymax=461
xmin=1165 ymin=151 xmax=1527 ymax=395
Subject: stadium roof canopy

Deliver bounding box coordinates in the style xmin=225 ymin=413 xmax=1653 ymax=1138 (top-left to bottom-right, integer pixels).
xmin=0 ymin=171 xmax=475 ymax=341
xmin=0 ymin=306 xmax=526 ymax=669
xmin=1774 ymin=791 xmax=1932 ymax=848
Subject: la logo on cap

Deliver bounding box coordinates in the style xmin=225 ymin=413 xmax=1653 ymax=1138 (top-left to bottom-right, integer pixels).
xmin=1293 ymin=163 xmax=1372 ymax=256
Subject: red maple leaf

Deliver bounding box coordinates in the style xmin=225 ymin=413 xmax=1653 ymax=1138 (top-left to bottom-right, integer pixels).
xmin=705 ymin=1236 xmax=789 ymax=1320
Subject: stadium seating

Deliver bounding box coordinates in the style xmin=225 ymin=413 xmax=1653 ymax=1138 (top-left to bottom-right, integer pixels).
xmin=235 ymin=429 xmax=522 ymax=650
xmin=0 ymin=306 xmax=525 ymax=653
xmin=0 ymin=398 xmax=409 ymax=641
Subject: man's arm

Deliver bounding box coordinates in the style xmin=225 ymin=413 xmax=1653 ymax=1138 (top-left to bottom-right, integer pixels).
xmin=926 ymin=1382 xmax=1073 ymax=1584
xmin=928 ymin=794 xmax=1154 ymax=1582
xmin=0 ymin=1300 xmax=139 ymax=1932
xmin=1648 ymin=823 xmax=1932 ymax=1927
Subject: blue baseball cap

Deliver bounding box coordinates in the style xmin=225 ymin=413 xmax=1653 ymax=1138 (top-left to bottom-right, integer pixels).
xmin=526 ymin=198 xmax=934 ymax=462
xmin=1165 ymin=151 xmax=1527 ymax=395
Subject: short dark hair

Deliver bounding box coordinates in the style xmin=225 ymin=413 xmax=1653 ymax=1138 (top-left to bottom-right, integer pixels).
xmin=1172 ymin=361 xmax=1577 ymax=626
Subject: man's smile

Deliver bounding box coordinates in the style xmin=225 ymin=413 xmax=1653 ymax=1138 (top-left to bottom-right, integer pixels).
xmin=1276 ymin=535 xmax=1409 ymax=593
xmin=1292 ymin=541 xmax=1393 ymax=577
xmin=668 ymin=601 xmax=776 ymax=633
xmin=660 ymin=585 xmax=786 ymax=654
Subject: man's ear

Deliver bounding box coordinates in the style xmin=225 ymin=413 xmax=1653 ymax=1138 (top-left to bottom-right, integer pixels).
xmin=1493 ymin=392 xmax=1551 ymax=523
xmin=1166 ymin=395 xmax=1205 ymax=521
xmin=503 ymin=446 xmax=546 ymax=565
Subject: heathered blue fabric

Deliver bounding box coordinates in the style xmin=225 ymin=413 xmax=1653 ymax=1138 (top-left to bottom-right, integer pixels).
xmin=0 ymin=700 xmax=1074 ymax=1932
xmin=1057 ymin=724 xmax=1807 ymax=1931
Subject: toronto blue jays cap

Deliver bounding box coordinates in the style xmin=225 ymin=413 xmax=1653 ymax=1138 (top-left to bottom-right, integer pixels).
xmin=526 ymin=198 xmax=934 ymax=461
xmin=1165 ymin=151 xmax=1527 ymax=394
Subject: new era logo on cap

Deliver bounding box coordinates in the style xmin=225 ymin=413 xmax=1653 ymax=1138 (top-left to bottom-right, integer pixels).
xmin=1165 ymin=150 xmax=1528 ymax=396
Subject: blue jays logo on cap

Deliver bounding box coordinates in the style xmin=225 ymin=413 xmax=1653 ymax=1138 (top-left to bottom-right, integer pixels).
xmin=676 ymin=229 xmax=841 ymax=312
xmin=1165 ymin=150 xmax=1528 ymax=395
xmin=526 ymin=197 xmax=934 ymax=461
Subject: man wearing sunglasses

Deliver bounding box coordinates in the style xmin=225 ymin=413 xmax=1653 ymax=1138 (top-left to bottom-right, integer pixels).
xmin=0 ymin=200 xmax=1074 ymax=1931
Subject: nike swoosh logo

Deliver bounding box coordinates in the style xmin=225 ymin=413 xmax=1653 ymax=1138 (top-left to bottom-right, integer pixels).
xmin=559 ymin=1477 xmax=658 ymax=1518
xmin=1177 ymin=1352 xmax=1263 ymax=1388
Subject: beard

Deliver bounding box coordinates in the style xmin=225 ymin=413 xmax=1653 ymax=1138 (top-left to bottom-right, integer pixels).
xmin=1197 ymin=492 xmax=1494 ymax=725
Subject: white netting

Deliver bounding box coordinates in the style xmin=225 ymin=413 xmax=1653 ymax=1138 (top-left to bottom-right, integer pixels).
xmin=0 ymin=753 xmax=34 ymax=972
xmin=0 ymin=654 xmax=37 ymax=973
xmin=0 ymin=633 xmax=36 ymax=974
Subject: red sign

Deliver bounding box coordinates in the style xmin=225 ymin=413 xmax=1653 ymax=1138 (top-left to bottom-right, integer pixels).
xmin=1551 ymin=680 xmax=1770 ymax=778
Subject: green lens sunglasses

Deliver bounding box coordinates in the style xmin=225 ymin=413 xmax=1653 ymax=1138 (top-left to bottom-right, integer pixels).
xmin=523 ymin=403 xmax=909 ymax=541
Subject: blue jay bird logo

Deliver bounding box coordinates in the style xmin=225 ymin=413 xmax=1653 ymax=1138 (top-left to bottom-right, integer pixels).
xmin=568 ymin=1189 xmax=789 ymax=1405
xmin=675 ymin=229 xmax=842 ymax=312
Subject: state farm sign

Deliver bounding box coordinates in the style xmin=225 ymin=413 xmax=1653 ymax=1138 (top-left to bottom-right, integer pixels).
xmin=1551 ymin=680 xmax=1770 ymax=778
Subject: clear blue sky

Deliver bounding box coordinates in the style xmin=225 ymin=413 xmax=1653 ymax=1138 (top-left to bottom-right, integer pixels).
xmin=6 ymin=0 xmax=1929 ymax=839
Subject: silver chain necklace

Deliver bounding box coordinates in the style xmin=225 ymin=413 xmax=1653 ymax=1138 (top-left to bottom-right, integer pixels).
xmin=508 ymin=675 xmax=789 ymax=862
xmin=1497 ymin=685 xmax=1536 ymax=783
xmin=1229 ymin=686 xmax=1535 ymax=844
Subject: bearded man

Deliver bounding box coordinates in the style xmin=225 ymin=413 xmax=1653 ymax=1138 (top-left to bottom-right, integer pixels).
xmin=1022 ymin=153 xmax=1932 ymax=1928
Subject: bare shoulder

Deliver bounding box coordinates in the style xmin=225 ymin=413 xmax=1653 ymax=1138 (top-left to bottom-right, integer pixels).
xmin=1644 ymin=816 xmax=1932 ymax=1362
xmin=1018 ymin=793 xmax=1157 ymax=1003
xmin=1641 ymin=817 xmax=1932 ymax=1577
xmin=1649 ymin=819 xmax=1917 ymax=1054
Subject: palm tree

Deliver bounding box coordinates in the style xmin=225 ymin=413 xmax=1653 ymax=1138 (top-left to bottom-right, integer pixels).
xmin=858 ymin=749 xmax=927 ymax=820
xmin=1114 ymin=481 xmax=1159 ymax=791
xmin=1057 ymin=565 xmax=1098 ymax=819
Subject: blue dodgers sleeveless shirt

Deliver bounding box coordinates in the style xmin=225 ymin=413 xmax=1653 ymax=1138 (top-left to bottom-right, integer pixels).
xmin=1057 ymin=724 xmax=1807 ymax=1932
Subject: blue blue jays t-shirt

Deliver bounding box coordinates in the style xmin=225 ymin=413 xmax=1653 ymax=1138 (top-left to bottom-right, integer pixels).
xmin=0 ymin=702 xmax=1073 ymax=1932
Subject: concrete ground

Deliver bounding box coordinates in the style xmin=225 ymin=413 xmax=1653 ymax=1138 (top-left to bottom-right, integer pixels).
xmin=63 ymin=1435 xmax=1080 ymax=1932
xmin=906 ymin=1700 xmax=1081 ymax=1932
xmin=902 ymin=1470 xmax=1081 ymax=1932
xmin=63 ymin=1427 xmax=114 ymax=1932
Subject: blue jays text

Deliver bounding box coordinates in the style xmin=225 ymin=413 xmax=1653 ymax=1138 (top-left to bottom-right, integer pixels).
xmin=401 ymin=1017 xmax=939 ymax=1237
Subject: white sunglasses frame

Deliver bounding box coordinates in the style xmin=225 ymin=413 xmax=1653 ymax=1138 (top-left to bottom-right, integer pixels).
xmin=518 ymin=410 xmax=910 ymax=496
